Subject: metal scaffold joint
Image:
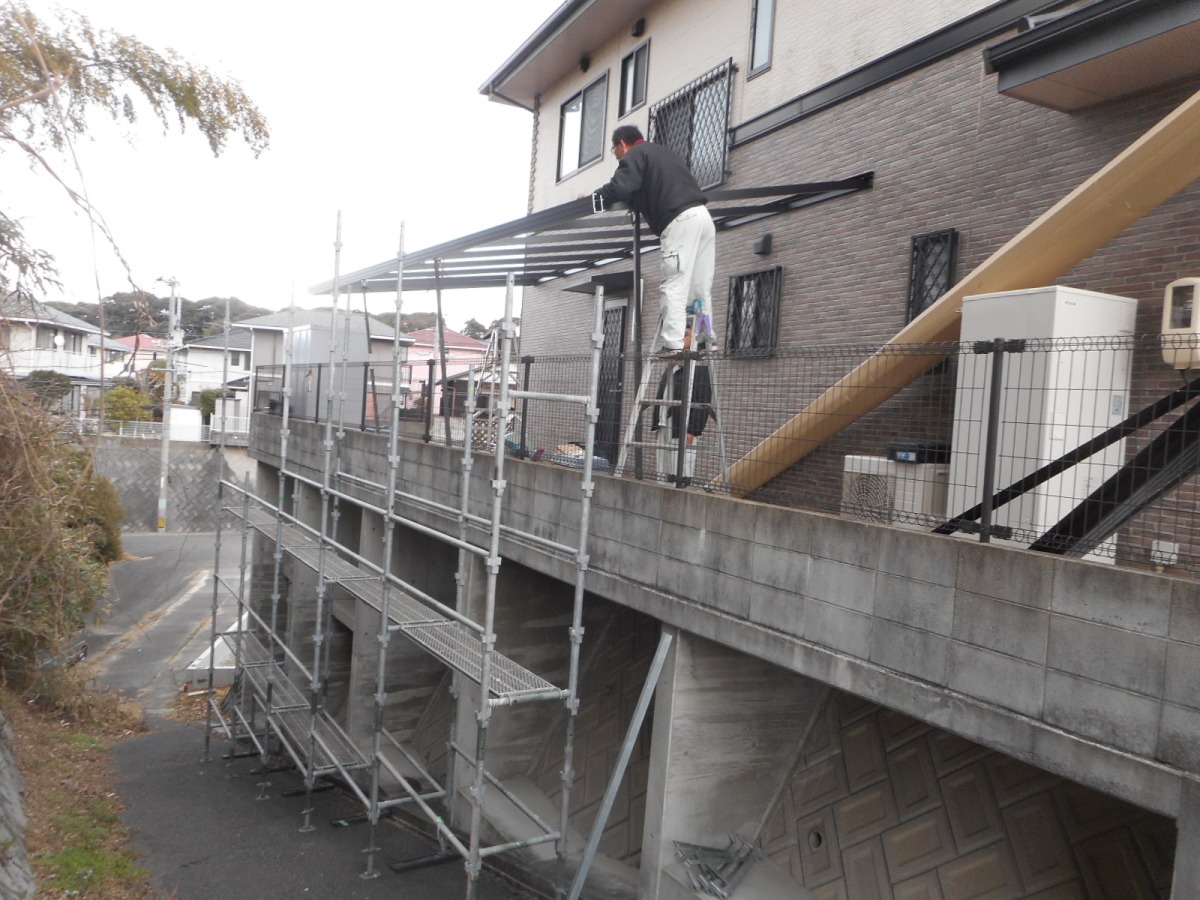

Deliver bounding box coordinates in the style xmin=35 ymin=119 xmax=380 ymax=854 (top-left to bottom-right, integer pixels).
xmin=374 ymin=692 xmax=387 ymax=705
xmin=575 ymin=552 xmax=590 ymax=572
xmin=491 ymin=478 xmax=507 ymax=495
xmin=569 ymin=626 xmax=585 ymax=642
xmin=486 ymin=557 xmax=502 ymax=576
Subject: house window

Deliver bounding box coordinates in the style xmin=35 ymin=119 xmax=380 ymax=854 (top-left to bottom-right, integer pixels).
xmin=0 ymin=326 xmax=9 ymax=350
xmin=620 ymin=42 xmax=649 ymax=117
xmin=558 ymin=75 xmax=608 ymax=180
xmin=35 ymin=327 xmax=54 ymax=350
xmin=64 ymin=332 xmax=82 ymax=353
xmin=749 ymin=0 xmax=775 ymax=77
xmin=727 ymin=266 xmax=782 ymax=355
xmin=907 ymin=229 xmax=958 ymax=321
xmin=648 ymin=59 xmax=734 ymax=190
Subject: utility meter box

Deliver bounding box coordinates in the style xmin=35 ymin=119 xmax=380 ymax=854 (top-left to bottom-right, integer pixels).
xmin=1162 ymin=277 xmax=1200 ymax=369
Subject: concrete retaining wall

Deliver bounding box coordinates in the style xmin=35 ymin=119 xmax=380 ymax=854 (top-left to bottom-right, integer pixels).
xmin=92 ymin=437 xmax=242 ymax=532
xmin=0 ymin=713 xmax=34 ymax=900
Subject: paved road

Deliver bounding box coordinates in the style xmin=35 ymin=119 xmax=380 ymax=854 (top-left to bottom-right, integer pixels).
xmin=102 ymin=532 xmax=537 ymax=900
xmin=93 ymin=532 xmax=236 ymax=713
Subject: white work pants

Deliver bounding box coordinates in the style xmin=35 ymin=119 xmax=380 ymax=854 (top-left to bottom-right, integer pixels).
xmin=657 ymin=205 xmax=715 ymax=350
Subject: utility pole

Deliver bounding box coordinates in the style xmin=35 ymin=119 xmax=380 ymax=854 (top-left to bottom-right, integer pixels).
xmin=156 ymin=276 xmax=181 ymax=533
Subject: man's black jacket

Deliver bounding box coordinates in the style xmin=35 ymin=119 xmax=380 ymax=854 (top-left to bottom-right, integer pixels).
xmin=593 ymin=141 xmax=706 ymax=236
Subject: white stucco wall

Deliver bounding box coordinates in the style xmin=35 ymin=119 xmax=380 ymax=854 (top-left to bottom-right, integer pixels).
xmin=529 ymin=0 xmax=997 ymax=209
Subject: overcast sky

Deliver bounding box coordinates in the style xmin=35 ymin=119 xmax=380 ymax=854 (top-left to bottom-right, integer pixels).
xmin=6 ymin=0 xmax=563 ymax=329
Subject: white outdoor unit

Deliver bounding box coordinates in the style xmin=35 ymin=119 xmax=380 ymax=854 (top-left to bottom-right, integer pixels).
xmin=947 ymin=286 xmax=1137 ymax=562
xmin=842 ymin=456 xmax=949 ymax=527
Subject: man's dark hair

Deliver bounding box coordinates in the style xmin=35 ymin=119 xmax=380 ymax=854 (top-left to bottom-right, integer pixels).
xmin=611 ymin=124 xmax=644 ymax=147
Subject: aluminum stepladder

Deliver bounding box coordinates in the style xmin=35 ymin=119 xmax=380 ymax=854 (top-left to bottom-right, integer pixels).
xmin=613 ymin=299 xmax=729 ymax=488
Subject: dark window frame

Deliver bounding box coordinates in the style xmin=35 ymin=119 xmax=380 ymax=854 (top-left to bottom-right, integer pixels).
xmin=726 ymin=266 xmax=783 ymax=357
xmin=907 ymin=229 xmax=959 ymax=322
xmin=557 ymin=74 xmax=609 ymax=182
xmin=748 ymin=0 xmax=776 ymax=78
xmin=619 ymin=41 xmax=650 ymax=118
xmin=647 ymin=59 xmax=735 ymax=190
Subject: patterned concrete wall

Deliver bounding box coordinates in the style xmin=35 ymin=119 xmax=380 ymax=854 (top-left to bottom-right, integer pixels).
xmin=0 ymin=713 xmax=34 ymax=900
xmin=531 ymin=602 xmax=659 ymax=866
xmin=762 ymin=691 xmax=1176 ymax=899
xmin=93 ymin=436 xmax=227 ymax=532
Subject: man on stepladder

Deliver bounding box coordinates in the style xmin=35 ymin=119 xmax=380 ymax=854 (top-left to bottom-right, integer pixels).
xmin=589 ymin=124 xmax=716 ymax=353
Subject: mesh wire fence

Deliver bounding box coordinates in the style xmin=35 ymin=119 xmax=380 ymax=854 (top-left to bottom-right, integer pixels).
xmin=254 ymin=334 xmax=1200 ymax=578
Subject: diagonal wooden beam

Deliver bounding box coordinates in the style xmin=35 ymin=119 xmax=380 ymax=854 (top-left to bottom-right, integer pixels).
xmin=724 ymin=85 xmax=1200 ymax=497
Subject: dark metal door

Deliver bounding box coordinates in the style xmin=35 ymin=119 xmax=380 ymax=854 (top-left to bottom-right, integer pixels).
xmin=596 ymin=303 xmax=627 ymax=464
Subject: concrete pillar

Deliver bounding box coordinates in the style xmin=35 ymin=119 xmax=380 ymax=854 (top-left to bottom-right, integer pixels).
xmin=449 ymin=551 xmax=490 ymax=832
xmin=1173 ymin=779 xmax=1200 ymax=897
xmin=357 ymin=508 xmax=386 ymax=567
xmin=640 ymin=629 xmax=829 ymax=899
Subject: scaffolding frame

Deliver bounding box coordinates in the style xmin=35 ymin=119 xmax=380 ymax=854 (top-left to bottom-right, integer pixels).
xmin=207 ymin=221 xmax=606 ymax=897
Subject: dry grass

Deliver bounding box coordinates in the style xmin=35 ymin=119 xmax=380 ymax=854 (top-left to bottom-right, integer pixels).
xmin=3 ymin=668 xmax=156 ymax=899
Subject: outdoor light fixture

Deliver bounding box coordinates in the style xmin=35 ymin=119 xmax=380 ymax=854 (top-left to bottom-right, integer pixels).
xmin=580 ymin=54 xmax=590 ymax=73
xmin=632 ymin=18 xmax=645 ymax=36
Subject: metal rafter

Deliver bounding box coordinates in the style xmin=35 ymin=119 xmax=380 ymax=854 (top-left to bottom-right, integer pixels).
xmin=311 ymin=175 xmax=874 ymax=296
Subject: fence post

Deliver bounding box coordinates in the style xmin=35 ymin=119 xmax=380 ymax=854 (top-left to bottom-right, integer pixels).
xmin=519 ymin=355 xmax=533 ymax=459
xmin=424 ymin=358 xmax=436 ymax=443
xmin=977 ymin=338 xmax=1025 ymax=543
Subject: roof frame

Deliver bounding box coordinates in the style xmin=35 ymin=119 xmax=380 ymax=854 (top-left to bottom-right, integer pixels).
xmin=312 ymin=174 xmax=874 ymax=295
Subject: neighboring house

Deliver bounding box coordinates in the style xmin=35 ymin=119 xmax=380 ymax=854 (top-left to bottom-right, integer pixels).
xmin=179 ymin=330 xmax=253 ymax=402
xmin=236 ymin=307 xmax=413 ymax=422
xmin=103 ymin=333 xmax=170 ymax=384
xmin=0 ymin=293 xmax=106 ymax=414
xmin=402 ymin=326 xmax=488 ymax=413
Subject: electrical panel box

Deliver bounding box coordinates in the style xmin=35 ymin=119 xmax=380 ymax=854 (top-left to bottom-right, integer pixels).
xmin=1162 ymin=277 xmax=1200 ymax=369
xmin=947 ymin=286 xmax=1136 ymax=562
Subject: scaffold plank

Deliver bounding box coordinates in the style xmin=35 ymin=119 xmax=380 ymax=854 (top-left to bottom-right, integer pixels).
xmin=230 ymin=503 xmax=558 ymax=701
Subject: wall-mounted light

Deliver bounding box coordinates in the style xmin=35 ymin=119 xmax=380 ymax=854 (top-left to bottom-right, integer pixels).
xmin=580 ymin=54 xmax=590 ymax=73
xmin=754 ymin=233 xmax=773 ymax=255
xmin=632 ymin=18 xmax=646 ymax=37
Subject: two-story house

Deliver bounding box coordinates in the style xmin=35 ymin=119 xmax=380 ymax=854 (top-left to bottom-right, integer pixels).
xmin=224 ymin=2 xmax=1200 ymax=897
xmin=0 ymin=294 xmax=107 ymax=415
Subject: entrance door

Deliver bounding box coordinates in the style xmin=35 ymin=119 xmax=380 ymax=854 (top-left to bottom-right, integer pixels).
xmin=596 ymin=302 xmax=627 ymax=464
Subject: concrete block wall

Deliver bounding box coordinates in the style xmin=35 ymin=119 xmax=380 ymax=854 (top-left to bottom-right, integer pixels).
xmin=94 ymin=435 xmax=225 ymax=532
xmin=259 ymin=419 xmax=1200 ymax=822
xmin=0 ymin=713 xmax=33 ymax=900
xmin=251 ymin=418 xmax=1200 ymax=896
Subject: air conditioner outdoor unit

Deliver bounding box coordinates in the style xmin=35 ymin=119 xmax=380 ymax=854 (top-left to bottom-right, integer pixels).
xmin=841 ymin=455 xmax=948 ymax=527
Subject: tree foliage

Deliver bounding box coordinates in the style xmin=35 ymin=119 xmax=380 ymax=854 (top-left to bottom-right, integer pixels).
xmin=103 ymin=384 xmax=148 ymax=422
xmin=22 ymin=368 xmax=71 ymax=407
xmin=0 ymin=3 xmax=270 ymax=295
xmin=0 ymin=374 xmax=123 ymax=679
xmin=461 ymin=318 xmax=487 ymax=340
xmin=49 ymin=293 xmax=271 ymax=342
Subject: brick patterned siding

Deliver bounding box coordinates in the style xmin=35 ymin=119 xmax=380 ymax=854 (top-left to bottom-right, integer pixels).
xmin=520 ymin=38 xmax=1200 ymax=566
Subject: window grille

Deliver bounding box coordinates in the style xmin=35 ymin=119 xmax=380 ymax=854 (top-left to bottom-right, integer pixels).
xmin=907 ymin=229 xmax=958 ymax=321
xmin=727 ymin=266 xmax=782 ymax=355
xmin=648 ymin=59 xmax=734 ymax=190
